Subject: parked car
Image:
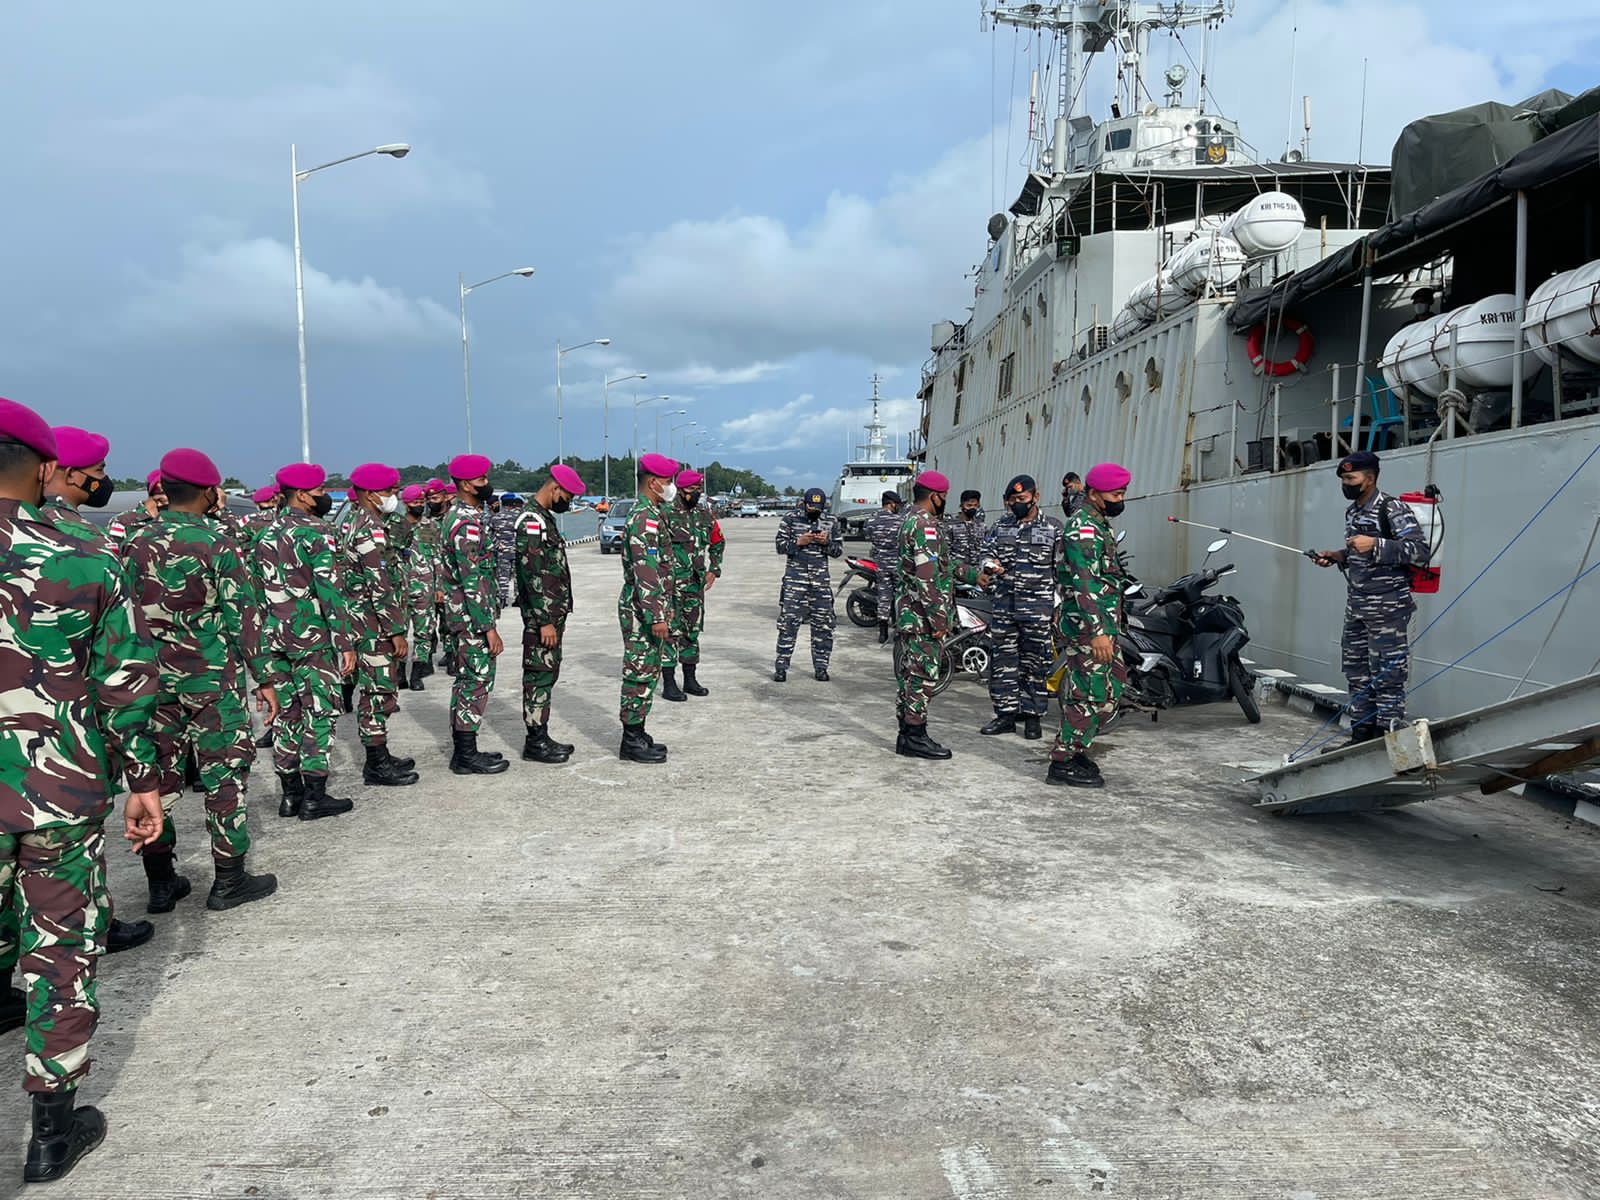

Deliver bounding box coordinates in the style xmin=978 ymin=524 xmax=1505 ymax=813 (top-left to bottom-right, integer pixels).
xmin=738 ymin=503 xmax=761 ymax=518
xmin=598 ymin=499 xmax=635 ymax=553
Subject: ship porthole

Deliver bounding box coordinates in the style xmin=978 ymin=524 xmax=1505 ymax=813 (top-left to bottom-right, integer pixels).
xmin=1080 ymin=385 xmax=1092 ymax=416
xmin=1145 ymin=357 xmax=1162 ymax=391
xmin=1114 ymin=371 xmax=1132 ymax=403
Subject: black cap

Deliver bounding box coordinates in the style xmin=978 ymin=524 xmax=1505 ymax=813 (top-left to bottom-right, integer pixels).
xmin=1337 ymin=450 xmax=1381 ymax=475
xmin=803 ymin=487 xmax=827 ymax=507
xmin=881 ymin=490 xmax=901 ymax=505
xmin=1005 ymin=473 xmax=1036 ymax=497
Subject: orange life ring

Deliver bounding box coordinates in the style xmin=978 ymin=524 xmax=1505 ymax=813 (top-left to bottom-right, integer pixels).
xmin=1246 ymin=316 xmax=1315 ymax=377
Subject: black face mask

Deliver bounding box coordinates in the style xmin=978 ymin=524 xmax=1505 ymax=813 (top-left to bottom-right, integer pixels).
xmin=428 ymin=500 xmax=445 ymax=516
xmin=961 ymin=507 xmax=978 ymax=520
xmin=1008 ymin=500 xmax=1032 ymax=521
xmin=1341 ymin=482 xmax=1364 ymax=501
xmin=406 ymin=505 xmax=425 ymax=518
xmin=551 ymin=497 xmax=572 ymax=514
xmin=311 ymin=493 xmax=334 ymax=518
xmin=680 ymin=491 xmax=701 ymax=509
xmin=804 ymin=508 xmax=822 ymax=521
xmin=1102 ymin=500 xmax=1126 ymax=519
xmin=79 ymin=472 xmax=112 ymax=509
xmin=484 ymin=492 xmax=498 ymax=507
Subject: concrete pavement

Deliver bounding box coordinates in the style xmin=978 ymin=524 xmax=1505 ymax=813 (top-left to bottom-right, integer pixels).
xmin=4 ymin=515 xmax=1598 ymax=1198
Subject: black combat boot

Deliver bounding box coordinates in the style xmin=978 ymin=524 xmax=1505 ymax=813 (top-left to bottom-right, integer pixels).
xmin=107 ymin=918 xmax=155 ymax=953
xmin=363 ymin=744 xmax=419 ymax=787
xmin=640 ymin=725 xmax=667 ymax=753
xmin=0 ymin=968 xmax=23 ymax=1035
xmin=450 ymin=730 xmax=510 ymax=775
xmin=341 ymin=680 xmax=356 ymax=713
xmin=409 ymin=661 xmax=426 ymax=691
xmin=277 ymin=771 xmax=304 ymax=818
xmin=22 ymin=1091 xmax=106 ymax=1184
xmin=661 ymin=668 xmax=687 ymax=702
xmin=894 ymin=717 xmax=910 ymax=755
xmin=206 ymin=855 xmax=278 ymax=910
xmin=620 ymin=723 xmax=668 ymax=764
xmin=773 ymin=661 xmax=787 ymax=682
xmin=681 ymin=663 xmax=709 ymax=696
xmin=143 ymin=849 xmax=193 ymax=914
xmin=385 ymin=745 xmax=416 ymax=772
xmin=298 ymin=774 xmax=355 ymax=820
xmin=814 ymin=666 xmax=830 ymax=682
xmin=397 ymin=662 xmax=410 ymax=690
xmin=897 ymin=723 xmax=952 ymax=760
xmin=1022 ymin=714 xmax=1042 ymax=740
xmin=544 ymin=724 xmax=576 ymax=755
xmin=1046 ymin=755 xmax=1103 ymax=788
xmin=522 ymin=723 xmax=572 ymax=764
xmin=878 ymin=619 xmax=890 ymax=645
xmin=979 ymin=712 xmax=1018 ymax=736
xmin=254 ymin=727 xmax=274 ymax=749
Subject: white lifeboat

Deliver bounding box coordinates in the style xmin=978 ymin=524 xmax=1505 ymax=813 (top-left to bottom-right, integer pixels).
xmin=1127 ymin=272 xmax=1175 ymax=321
xmin=1381 ymin=310 xmax=1455 ymax=398
xmin=1523 ymin=260 xmax=1600 ymax=368
xmin=1425 ymin=293 xmax=1541 ymax=392
xmin=1109 ymin=305 xmax=1146 ymax=344
xmin=1219 ymin=192 xmax=1306 ymax=258
xmin=1166 ymin=234 xmax=1248 ymax=296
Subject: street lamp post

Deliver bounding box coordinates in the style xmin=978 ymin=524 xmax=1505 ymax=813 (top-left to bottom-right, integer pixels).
xmin=291 ymin=142 xmax=410 ymax=462
xmin=670 ymin=420 xmax=697 ymax=459
xmin=656 ymin=408 xmax=687 ymax=455
xmin=459 ymin=267 xmax=535 ymax=453
xmin=554 ymin=338 xmax=611 ymax=463
xmin=632 ymin=395 xmax=670 ymax=496
xmin=602 ymin=372 xmax=647 ymax=505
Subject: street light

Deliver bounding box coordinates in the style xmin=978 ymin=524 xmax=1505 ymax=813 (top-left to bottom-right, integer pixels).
xmin=555 ymin=338 xmax=611 ymax=463
xmin=459 ymin=267 xmax=535 ymax=453
xmin=656 ymin=408 xmax=687 ymax=452
xmin=670 ymin=420 xmax=697 ymax=458
xmin=290 ymin=141 xmax=410 ymax=462
xmin=633 ymin=395 xmax=671 ymax=497
xmin=602 ymin=372 xmax=647 ymax=504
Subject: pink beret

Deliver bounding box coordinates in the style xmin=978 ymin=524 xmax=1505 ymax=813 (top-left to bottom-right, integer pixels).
xmin=160 ymin=447 xmax=222 ymax=488
xmin=448 ymin=453 xmax=492 ymax=481
xmin=400 ymin=484 xmax=425 ymax=504
xmin=251 ymin=485 xmax=280 ymax=505
xmin=52 ymin=426 xmax=110 ymax=471
xmin=0 ymin=397 xmax=57 ymax=460
xmin=276 ymin=462 xmax=327 ymax=491
xmin=444 ymin=483 xmax=458 ymax=495
xmin=639 ymin=452 xmax=678 ymax=480
xmin=350 ymin=462 xmax=400 ymax=491
xmin=1084 ymin=462 xmax=1132 ymax=492
xmin=550 ymin=463 xmax=586 ymax=496
xmin=146 ymin=468 xmax=164 ymax=491
xmin=425 ymin=478 xmax=445 ymax=492
xmin=915 ymin=470 xmax=951 ymax=492
xmin=675 ymin=469 xmax=704 ymax=488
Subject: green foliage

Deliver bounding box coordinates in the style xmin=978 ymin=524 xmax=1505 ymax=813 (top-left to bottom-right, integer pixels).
xmin=390 ymin=454 xmax=779 ymax=500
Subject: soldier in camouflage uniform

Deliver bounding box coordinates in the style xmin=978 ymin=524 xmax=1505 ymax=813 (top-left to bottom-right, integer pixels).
xmin=1047 ymin=462 xmax=1131 ymax=788
xmin=660 ymin=469 xmax=724 ymax=700
xmin=1061 ymin=472 xmax=1086 ymax=520
xmin=1312 ymin=449 xmax=1431 ymax=744
xmin=260 ymin=462 xmax=358 ymax=819
xmin=399 ymin=484 xmax=440 ymax=691
xmin=772 ymin=486 xmax=843 ymax=682
xmin=241 ymin=485 xmax=283 ymax=747
xmin=946 ymin=490 xmax=986 ymax=571
xmin=491 ymin=492 xmax=521 ymax=610
xmin=438 ymin=454 xmax=509 ymax=775
xmin=980 ymin=473 xmax=1063 ymax=741
xmin=123 ymin=449 xmax=280 ymax=910
xmin=434 ymin=482 xmax=461 ymax=675
xmin=516 ymin=465 xmax=586 ymax=763
xmin=0 ymin=399 xmax=166 ymax=1183
xmin=864 ymin=489 xmax=903 ymax=645
xmin=343 ymin=463 xmax=420 ymax=787
xmin=895 ymin=471 xmax=986 ymax=759
xmin=106 ymin=467 xmax=165 ymax=546
xmin=617 ymin=453 xmax=680 ymax=763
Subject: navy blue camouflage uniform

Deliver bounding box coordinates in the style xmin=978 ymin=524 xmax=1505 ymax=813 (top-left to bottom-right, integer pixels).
xmin=774 ymin=506 xmax=843 ymax=672
xmin=983 ymin=512 xmax=1064 ymax=719
xmin=864 ymin=505 xmax=903 ymax=622
xmin=1339 ymin=491 xmax=1430 ymax=730
xmin=945 ymin=511 xmax=986 ymax=571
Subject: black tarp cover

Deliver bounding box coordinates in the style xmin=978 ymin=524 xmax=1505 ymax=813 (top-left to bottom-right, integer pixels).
xmin=1389 ymin=92 xmax=1572 ymax=219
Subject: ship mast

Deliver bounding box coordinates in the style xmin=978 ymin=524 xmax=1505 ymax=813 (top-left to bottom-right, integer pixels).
xmin=856 ymin=374 xmax=892 ymax=465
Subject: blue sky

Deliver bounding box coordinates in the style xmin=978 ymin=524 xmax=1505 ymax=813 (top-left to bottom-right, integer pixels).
xmin=5 ymin=1 xmax=1595 ymax=491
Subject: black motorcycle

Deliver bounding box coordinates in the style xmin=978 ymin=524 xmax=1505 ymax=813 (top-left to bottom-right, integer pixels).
xmin=836 ymin=556 xmax=882 ymax=627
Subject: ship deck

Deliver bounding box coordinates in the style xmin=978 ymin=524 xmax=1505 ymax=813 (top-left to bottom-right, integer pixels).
xmin=13 ymin=520 xmax=1599 ymax=1198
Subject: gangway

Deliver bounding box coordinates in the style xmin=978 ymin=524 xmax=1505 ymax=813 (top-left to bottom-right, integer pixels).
xmin=1250 ymin=672 xmax=1600 ymax=816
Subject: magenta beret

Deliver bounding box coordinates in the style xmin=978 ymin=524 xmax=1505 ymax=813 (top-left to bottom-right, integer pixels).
xmin=639 ymin=452 xmax=678 ymax=480
xmin=915 ymin=470 xmax=951 ymax=492
xmin=1084 ymin=462 xmax=1132 ymax=492
xmin=160 ymin=447 xmax=222 ymax=488
xmin=350 ymin=462 xmax=400 ymax=491
xmin=276 ymin=462 xmax=327 ymax=491
xmin=401 ymin=484 xmax=425 ymax=504
xmin=51 ymin=426 xmax=109 ymax=471
xmin=550 ymin=463 xmax=586 ymax=496
xmin=675 ymin=469 xmax=704 ymax=488
xmin=146 ymin=469 xmax=163 ymax=491
xmin=0 ymin=398 xmax=57 ymax=459
xmin=425 ymin=478 xmax=445 ymax=492
xmin=444 ymin=483 xmax=458 ymax=495
xmin=448 ymin=453 xmax=492 ymax=481
xmin=251 ymin=485 xmax=280 ymax=505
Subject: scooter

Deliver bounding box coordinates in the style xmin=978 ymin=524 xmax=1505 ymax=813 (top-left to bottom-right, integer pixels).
xmin=889 ymin=583 xmax=994 ymax=695
xmin=836 ymin=556 xmax=881 ymax=627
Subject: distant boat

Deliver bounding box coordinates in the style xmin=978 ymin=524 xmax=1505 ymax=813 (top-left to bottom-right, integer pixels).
xmin=830 ymin=375 xmax=913 ymax=537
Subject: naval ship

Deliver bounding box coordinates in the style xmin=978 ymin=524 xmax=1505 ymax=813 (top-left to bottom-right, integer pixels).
xmin=831 ymin=376 xmax=914 ymax=538
xmin=914 ymin=0 xmax=1600 ymax=720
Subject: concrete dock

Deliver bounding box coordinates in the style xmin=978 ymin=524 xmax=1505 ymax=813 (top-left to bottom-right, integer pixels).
xmin=5 ymin=517 xmax=1597 ymax=1198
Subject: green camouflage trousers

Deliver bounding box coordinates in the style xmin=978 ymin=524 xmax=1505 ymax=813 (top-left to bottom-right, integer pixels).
xmin=149 ymin=689 xmax=253 ymax=860
xmin=450 ymin=632 xmax=496 ymax=733
xmin=406 ymin=568 xmax=437 ymax=655
xmin=0 ymin=822 xmax=109 ymax=1093
xmin=355 ymin=638 xmax=397 ymax=747
xmin=895 ymin=633 xmax=941 ymax=725
xmin=665 ymin=581 xmax=706 ymax=666
xmin=521 ymin=616 xmax=565 ymax=728
xmin=1050 ymin=650 xmax=1127 ymax=760
xmin=274 ymin=652 xmax=340 ymax=777
xmin=618 ymin=603 xmax=667 ymax=725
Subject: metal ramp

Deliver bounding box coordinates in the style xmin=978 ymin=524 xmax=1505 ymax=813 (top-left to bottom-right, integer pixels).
xmin=1250 ymin=672 xmax=1600 ymax=815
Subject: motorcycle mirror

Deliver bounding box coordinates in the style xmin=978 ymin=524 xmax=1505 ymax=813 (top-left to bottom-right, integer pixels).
xmin=1124 ymin=582 xmax=1142 ymax=595
xmin=1115 ymin=529 xmax=1128 ymax=544
xmin=1206 ymin=538 xmax=1229 ymax=554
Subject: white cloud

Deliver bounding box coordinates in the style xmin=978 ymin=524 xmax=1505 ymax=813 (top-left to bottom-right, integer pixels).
xmin=657 ymin=362 xmax=789 ymax=387
xmin=721 ymin=392 xmax=920 ymax=455
xmin=118 ymin=237 xmax=456 ymax=345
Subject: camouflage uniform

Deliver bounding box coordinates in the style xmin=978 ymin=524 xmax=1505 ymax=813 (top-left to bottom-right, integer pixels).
xmin=863 ymin=504 xmax=902 ymax=622
xmin=439 ymin=500 xmax=500 ymax=732
xmin=515 ymin=499 xmax=572 ymax=728
xmin=1050 ymin=504 xmax=1128 ymax=762
xmin=1340 ymin=491 xmax=1430 ymax=731
xmin=260 ymin=508 xmax=353 ymax=778
xmin=123 ymin=512 xmax=273 ymax=860
xmin=236 ymin=510 xmax=280 ymax=604
xmin=773 ymin=507 xmax=843 ymax=672
xmin=664 ymin=500 xmax=725 ymax=667
xmin=617 ymin=498 xmax=675 ymax=724
xmin=983 ymin=512 xmax=1064 ymax=719
xmin=946 ymin=511 xmax=987 ymax=571
xmin=895 ymin=508 xmax=979 ymax=724
xmin=341 ymin=507 xmax=404 ymax=747
xmin=106 ymin=503 xmax=157 ymax=546
xmin=491 ymin=505 xmax=519 ymax=610
xmin=1 ymin=498 xmax=160 ymax=1094
xmin=404 ymin=515 xmax=442 ymax=665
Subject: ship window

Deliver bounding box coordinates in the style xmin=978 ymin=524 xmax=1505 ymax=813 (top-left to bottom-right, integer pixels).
xmin=952 ymin=390 xmax=963 ymax=427
xmin=997 ymin=352 xmax=1016 ymax=401
xmin=999 ymin=424 xmax=1007 ymax=446
xmin=1145 ymin=357 xmax=1162 ymax=391
xmin=1114 ymin=371 xmax=1132 ymax=402
xmin=1024 ymin=411 xmax=1035 ymax=439
xmin=975 ymin=435 xmax=984 ymax=454
xmin=1041 ymin=402 xmax=1052 ymax=425
xmin=1081 ymin=385 xmax=1093 ymax=416
xmin=1104 ymin=128 xmax=1132 ymax=152
xmin=1037 ymin=292 xmax=1047 ymax=317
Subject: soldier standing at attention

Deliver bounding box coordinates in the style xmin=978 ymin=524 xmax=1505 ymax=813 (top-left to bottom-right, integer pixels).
xmin=617 ymin=453 xmax=680 ymax=764
xmin=261 ymin=462 xmax=358 ymax=819
xmin=947 ymin=489 xmax=986 ymax=570
xmin=122 ymin=448 xmax=280 ymax=910
xmin=1312 ymin=449 xmax=1431 ymax=744
xmin=980 ymin=474 xmax=1063 ymax=741
xmin=107 ymin=467 xmax=165 ymax=545
xmin=439 ymin=454 xmax=509 ymax=775
xmin=399 ymin=484 xmax=439 ymax=691
xmin=515 ymin=464 xmax=586 ymax=763
xmin=772 ymin=486 xmax=842 ymax=683
xmin=661 ymin=469 xmax=723 ymax=700
xmin=241 ymin=485 xmax=282 ymax=748
xmin=895 ymin=471 xmax=987 ymax=759
xmin=864 ymin=489 xmax=903 ymax=645
xmin=491 ymin=491 xmax=521 ymax=610
xmin=343 ymin=463 xmax=419 ymax=787
xmin=1047 ymin=462 xmax=1131 ymax=788
xmin=0 ymin=397 xmax=165 ymax=1183
xmin=436 ymin=482 xmax=462 ymax=676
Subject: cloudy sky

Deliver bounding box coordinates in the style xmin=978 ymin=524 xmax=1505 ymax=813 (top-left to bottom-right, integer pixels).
xmin=6 ymin=2 xmax=1594 ymax=490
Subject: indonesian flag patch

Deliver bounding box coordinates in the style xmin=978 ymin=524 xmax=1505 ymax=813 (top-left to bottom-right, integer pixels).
xmin=644 ymin=519 xmax=659 ymax=535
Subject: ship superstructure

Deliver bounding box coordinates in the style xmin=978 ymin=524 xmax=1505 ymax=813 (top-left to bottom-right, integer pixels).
xmin=831 ymin=375 xmax=914 ymax=536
